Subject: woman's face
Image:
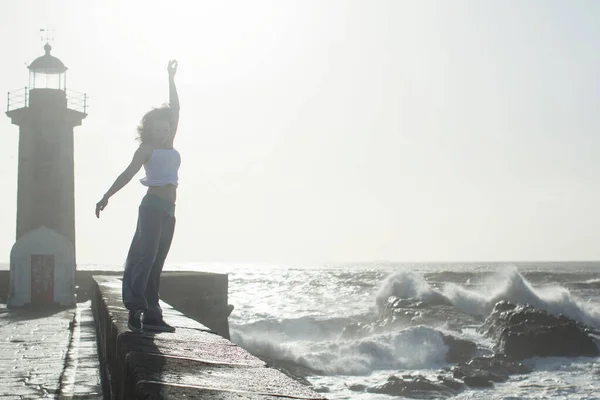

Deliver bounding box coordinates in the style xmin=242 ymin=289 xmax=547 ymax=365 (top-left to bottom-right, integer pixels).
xmin=151 ymin=119 xmax=171 ymax=144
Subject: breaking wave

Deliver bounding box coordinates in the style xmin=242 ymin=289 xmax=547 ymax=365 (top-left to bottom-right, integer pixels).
xmin=377 ymin=266 xmax=600 ymax=327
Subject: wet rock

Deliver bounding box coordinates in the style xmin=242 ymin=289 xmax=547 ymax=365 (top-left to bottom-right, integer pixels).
xmin=441 ymin=334 xmax=477 ymax=363
xmin=349 ymin=355 xmax=529 ymax=397
xmin=452 ymin=365 xmax=505 ymax=385
xmin=451 ymin=354 xmax=531 ymax=388
xmin=437 ymin=375 xmax=464 ymax=390
xmin=362 ymin=375 xmax=463 ymax=399
xmin=462 ymin=375 xmax=494 ymax=388
xmin=479 ymin=301 xmax=600 ymax=359
xmin=348 ymin=383 xmax=367 ymax=392
xmin=461 ymin=354 xmax=531 ymax=376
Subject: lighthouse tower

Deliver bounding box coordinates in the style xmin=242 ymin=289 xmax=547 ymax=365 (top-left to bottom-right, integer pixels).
xmin=5 ymin=43 xmax=87 ymax=307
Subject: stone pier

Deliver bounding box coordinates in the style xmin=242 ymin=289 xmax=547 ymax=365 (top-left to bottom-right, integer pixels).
xmin=92 ymin=276 xmax=326 ymax=399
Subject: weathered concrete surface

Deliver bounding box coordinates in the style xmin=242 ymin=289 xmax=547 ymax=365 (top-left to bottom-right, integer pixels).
xmin=0 ymin=305 xmax=73 ymax=398
xmin=0 ymin=300 xmax=102 ymax=399
xmin=92 ymin=275 xmax=326 ymax=400
xmin=59 ymin=301 xmax=103 ymax=399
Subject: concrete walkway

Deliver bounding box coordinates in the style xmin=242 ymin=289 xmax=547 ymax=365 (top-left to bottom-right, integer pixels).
xmin=0 ymin=301 xmax=102 ymax=399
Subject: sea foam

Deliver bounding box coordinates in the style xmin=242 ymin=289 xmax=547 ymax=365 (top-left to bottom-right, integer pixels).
xmin=377 ymin=266 xmax=600 ymax=327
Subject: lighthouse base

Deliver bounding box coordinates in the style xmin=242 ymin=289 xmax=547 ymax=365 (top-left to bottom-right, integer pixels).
xmin=8 ymin=226 xmax=76 ymax=308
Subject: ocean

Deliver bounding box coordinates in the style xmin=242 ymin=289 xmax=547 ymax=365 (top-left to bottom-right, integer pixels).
xmin=86 ymin=262 xmax=600 ymax=398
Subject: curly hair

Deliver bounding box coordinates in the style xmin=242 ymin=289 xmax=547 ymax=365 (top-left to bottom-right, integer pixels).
xmin=136 ymin=104 xmax=175 ymax=143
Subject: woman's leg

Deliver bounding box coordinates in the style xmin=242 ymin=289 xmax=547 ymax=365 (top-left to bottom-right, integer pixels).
xmin=144 ymin=214 xmax=176 ymax=322
xmin=122 ymin=205 xmax=163 ymax=314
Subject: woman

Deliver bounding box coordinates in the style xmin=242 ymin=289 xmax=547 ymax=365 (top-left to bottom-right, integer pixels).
xmin=96 ymin=60 xmax=180 ymax=333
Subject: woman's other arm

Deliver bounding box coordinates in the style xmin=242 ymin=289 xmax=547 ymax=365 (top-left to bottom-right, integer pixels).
xmin=95 ymin=145 xmax=152 ymax=218
xmin=168 ymin=60 xmax=180 ymax=137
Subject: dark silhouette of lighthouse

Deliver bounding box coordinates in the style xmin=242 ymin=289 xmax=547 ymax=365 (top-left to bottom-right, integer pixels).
xmin=5 ymin=42 xmax=87 ymax=306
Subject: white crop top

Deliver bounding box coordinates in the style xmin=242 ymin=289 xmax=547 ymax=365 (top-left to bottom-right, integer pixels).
xmin=140 ymin=149 xmax=181 ymax=187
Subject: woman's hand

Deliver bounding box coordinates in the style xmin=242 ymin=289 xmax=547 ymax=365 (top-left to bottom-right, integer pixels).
xmin=95 ymin=195 xmax=109 ymax=218
xmin=168 ymin=60 xmax=178 ymax=78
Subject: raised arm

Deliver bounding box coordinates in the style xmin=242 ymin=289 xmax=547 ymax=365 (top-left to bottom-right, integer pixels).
xmin=168 ymin=60 xmax=180 ymax=137
xmin=95 ymin=145 xmax=152 ymax=218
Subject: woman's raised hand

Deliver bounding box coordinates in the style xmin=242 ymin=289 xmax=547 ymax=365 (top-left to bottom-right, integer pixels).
xmin=168 ymin=60 xmax=178 ymax=77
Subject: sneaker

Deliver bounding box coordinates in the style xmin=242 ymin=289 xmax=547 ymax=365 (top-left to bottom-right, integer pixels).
xmin=143 ymin=318 xmax=176 ymax=333
xmin=128 ymin=310 xmax=144 ymax=332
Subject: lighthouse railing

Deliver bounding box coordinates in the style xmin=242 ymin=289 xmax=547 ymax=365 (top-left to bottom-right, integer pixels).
xmin=6 ymin=87 xmax=28 ymax=112
xmin=66 ymin=90 xmax=88 ymax=114
xmin=6 ymin=87 xmax=87 ymax=114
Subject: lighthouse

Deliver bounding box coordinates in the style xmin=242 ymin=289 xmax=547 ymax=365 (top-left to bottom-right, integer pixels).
xmin=5 ymin=43 xmax=87 ymax=307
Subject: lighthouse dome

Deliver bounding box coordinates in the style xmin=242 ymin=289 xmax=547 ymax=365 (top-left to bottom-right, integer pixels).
xmin=28 ymin=43 xmax=67 ymax=74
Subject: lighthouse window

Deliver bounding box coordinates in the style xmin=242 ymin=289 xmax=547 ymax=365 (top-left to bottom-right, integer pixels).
xmin=31 ymin=70 xmax=65 ymax=90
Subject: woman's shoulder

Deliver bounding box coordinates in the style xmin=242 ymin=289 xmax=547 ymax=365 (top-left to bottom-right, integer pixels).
xmin=136 ymin=143 xmax=155 ymax=160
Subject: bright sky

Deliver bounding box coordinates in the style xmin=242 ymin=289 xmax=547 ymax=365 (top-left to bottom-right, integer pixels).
xmin=0 ymin=0 xmax=599 ymax=264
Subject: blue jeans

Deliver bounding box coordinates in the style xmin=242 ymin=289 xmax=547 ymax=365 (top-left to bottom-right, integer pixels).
xmin=122 ymin=195 xmax=176 ymax=320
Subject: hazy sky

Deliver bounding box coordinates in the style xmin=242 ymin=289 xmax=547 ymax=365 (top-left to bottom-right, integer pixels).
xmin=1 ymin=0 xmax=599 ymax=264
